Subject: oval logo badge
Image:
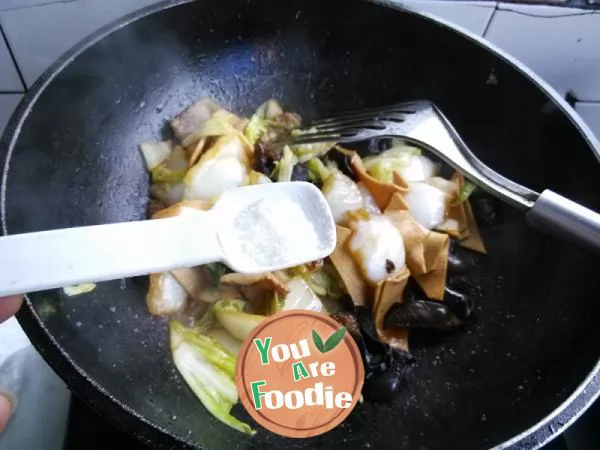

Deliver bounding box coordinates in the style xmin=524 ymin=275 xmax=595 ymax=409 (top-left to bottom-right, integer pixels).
xmin=236 ymin=310 xmax=364 ymax=438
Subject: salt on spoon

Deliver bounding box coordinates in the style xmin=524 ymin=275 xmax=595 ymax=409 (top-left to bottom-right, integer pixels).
xmin=0 ymin=182 xmax=336 ymax=297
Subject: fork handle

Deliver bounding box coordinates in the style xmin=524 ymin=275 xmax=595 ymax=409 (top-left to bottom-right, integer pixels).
xmin=527 ymin=190 xmax=600 ymax=254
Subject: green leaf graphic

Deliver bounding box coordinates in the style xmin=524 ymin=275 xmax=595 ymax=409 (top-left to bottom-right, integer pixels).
xmin=312 ymin=329 xmax=325 ymax=353
xmin=322 ymin=327 xmax=347 ymax=353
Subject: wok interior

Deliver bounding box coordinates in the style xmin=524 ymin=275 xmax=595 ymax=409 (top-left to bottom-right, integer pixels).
xmin=4 ymin=0 xmax=600 ymax=448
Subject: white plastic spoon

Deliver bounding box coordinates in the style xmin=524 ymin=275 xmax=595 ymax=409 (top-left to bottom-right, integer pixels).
xmin=0 ymin=182 xmax=336 ymax=297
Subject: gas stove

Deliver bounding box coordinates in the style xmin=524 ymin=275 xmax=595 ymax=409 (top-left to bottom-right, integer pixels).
xmin=62 ymin=394 xmax=599 ymax=450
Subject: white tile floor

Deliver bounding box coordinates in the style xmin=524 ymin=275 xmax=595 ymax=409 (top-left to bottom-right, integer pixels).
xmin=484 ymin=4 xmax=600 ymax=101
xmin=0 ymin=0 xmax=77 ymax=12
xmin=0 ymin=37 xmax=21 ymax=92
xmin=391 ymin=0 xmax=496 ymax=35
xmin=0 ymin=0 xmax=160 ymax=87
xmin=0 ymin=94 xmax=20 ymax=131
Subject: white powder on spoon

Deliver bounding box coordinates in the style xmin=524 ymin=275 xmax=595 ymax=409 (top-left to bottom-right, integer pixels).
xmin=224 ymin=195 xmax=325 ymax=270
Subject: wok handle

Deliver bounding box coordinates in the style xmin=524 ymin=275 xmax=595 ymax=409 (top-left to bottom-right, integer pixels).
xmin=527 ymin=190 xmax=600 ymax=254
xmin=0 ymin=213 xmax=223 ymax=297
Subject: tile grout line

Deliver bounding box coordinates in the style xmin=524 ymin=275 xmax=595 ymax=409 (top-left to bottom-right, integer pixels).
xmin=482 ymin=2 xmax=499 ymax=37
xmin=0 ymin=23 xmax=27 ymax=92
xmin=495 ymin=1 xmax=596 ymax=17
xmin=0 ymin=0 xmax=75 ymax=14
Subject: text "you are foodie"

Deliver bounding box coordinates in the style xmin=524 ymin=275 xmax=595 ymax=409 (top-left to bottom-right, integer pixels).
xmin=236 ymin=311 xmax=364 ymax=438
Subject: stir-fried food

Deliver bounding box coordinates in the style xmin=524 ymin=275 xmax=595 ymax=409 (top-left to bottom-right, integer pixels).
xmin=139 ymin=98 xmax=487 ymax=434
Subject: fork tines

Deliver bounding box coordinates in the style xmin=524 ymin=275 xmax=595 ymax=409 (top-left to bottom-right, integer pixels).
xmin=282 ymin=100 xmax=429 ymax=145
xmin=311 ymin=100 xmax=423 ymax=126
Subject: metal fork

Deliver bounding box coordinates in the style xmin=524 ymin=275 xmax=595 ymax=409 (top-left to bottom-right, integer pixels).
xmin=285 ymin=100 xmax=600 ymax=254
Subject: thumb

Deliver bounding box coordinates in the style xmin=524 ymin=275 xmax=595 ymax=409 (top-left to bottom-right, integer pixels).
xmin=0 ymin=393 xmax=16 ymax=433
xmin=0 ymin=295 xmax=23 ymax=323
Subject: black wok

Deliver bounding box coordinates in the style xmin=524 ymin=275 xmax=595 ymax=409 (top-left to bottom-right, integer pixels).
xmin=2 ymin=0 xmax=600 ymax=448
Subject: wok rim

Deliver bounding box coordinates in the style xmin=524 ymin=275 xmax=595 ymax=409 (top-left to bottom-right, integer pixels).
xmin=1 ymin=0 xmax=599 ymax=448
